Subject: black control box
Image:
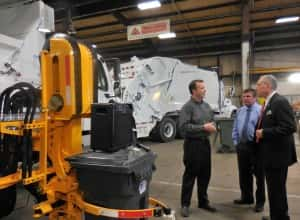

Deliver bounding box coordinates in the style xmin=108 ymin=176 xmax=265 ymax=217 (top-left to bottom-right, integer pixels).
xmin=91 ymin=103 xmax=134 ymax=152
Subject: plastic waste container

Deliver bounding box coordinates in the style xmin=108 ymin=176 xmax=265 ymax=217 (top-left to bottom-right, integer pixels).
xmin=216 ymin=117 xmax=235 ymax=153
xmin=67 ymin=146 xmax=156 ymax=220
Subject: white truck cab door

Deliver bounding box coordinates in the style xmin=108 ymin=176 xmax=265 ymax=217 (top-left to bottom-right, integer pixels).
xmin=96 ymin=54 xmax=114 ymax=103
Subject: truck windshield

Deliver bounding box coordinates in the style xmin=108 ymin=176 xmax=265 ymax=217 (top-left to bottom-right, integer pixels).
xmin=97 ymin=58 xmax=108 ymax=91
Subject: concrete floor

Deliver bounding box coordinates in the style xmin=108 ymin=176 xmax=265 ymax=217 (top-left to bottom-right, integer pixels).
xmin=2 ymin=137 xmax=300 ymax=220
xmin=148 ymin=139 xmax=300 ymax=220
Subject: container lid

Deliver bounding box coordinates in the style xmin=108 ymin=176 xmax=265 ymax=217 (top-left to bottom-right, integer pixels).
xmin=66 ymin=146 xmax=156 ymax=174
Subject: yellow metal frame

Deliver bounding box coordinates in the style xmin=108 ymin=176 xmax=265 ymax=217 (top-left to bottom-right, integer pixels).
xmin=0 ymin=35 xmax=173 ymax=219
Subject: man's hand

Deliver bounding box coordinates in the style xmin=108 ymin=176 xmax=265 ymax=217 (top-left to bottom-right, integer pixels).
xmin=203 ymin=122 xmax=217 ymax=133
xmin=256 ymin=129 xmax=263 ymax=143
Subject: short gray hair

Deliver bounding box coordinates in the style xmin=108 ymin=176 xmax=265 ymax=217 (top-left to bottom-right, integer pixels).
xmin=260 ymin=75 xmax=278 ymax=90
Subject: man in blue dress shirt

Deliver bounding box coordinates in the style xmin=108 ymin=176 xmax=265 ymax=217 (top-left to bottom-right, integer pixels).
xmin=232 ymin=88 xmax=265 ymax=212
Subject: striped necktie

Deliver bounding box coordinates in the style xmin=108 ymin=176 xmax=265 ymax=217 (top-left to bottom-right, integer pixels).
xmin=240 ymin=107 xmax=251 ymax=143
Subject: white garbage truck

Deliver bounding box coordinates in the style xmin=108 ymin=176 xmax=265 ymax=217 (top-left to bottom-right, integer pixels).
xmin=119 ymin=56 xmax=237 ymax=142
xmin=0 ymin=0 xmax=54 ymax=90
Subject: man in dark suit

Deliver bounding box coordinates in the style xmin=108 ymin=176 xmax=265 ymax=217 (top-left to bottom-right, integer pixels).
xmin=256 ymin=75 xmax=297 ymax=220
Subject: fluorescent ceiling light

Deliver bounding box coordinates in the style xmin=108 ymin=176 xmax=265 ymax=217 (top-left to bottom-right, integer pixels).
xmin=275 ymin=16 xmax=299 ymax=24
xmin=138 ymin=0 xmax=161 ymax=10
xmin=38 ymin=28 xmax=51 ymax=33
xmin=288 ymin=73 xmax=300 ymax=83
xmin=158 ymin=32 xmax=176 ymax=39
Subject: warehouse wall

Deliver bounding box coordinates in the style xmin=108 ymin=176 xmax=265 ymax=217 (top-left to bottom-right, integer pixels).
xmin=254 ymin=49 xmax=300 ymax=69
xmin=183 ymin=48 xmax=300 ymax=74
xmin=183 ymin=48 xmax=300 ymax=107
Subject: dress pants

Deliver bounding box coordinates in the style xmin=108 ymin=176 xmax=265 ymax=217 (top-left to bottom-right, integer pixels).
xmin=265 ymin=167 xmax=290 ymax=220
xmin=181 ymin=138 xmax=211 ymax=207
xmin=236 ymin=142 xmax=265 ymax=205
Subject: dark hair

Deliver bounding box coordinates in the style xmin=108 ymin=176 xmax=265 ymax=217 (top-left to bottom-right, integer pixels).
xmin=243 ymin=88 xmax=256 ymax=97
xmin=189 ymin=80 xmax=204 ymax=95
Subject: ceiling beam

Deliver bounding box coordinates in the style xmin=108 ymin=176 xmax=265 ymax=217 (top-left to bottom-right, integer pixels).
xmin=52 ymin=0 xmax=177 ymax=23
xmin=69 ymin=1 xmax=241 ymax=31
xmin=53 ymin=0 xmax=137 ymax=22
xmin=100 ymin=27 xmax=300 ymax=59
xmin=65 ymin=1 xmax=300 ymax=35
xmin=76 ymin=4 xmax=300 ymax=40
xmin=103 ymin=42 xmax=300 ymax=61
xmin=77 ymin=13 xmax=242 ymax=38
xmin=112 ymin=11 xmax=131 ymax=26
xmin=102 ymin=29 xmax=300 ymax=55
xmin=85 ymin=16 xmax=300 ymax=46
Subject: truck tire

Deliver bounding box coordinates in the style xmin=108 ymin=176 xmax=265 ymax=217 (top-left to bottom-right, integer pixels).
xmin=151 ymin=117 xmax=176 ymax=142
xmin=0 ymin=186 xmax=16 ymax=218
xmin=0 ymin=149 xmax=18 ymax=218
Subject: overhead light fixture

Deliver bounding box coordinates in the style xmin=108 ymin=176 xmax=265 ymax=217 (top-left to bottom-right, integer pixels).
xmin=92 ymin=44 xmax=97 ymax=48
xmin=275 ymin=16 xmax=299 ymax=24
xmin=288 ymin=73 xmax=300 ymax=83
xmin=38 ymin=28 xmax=51 ymax=33
xmin=138 ymin=0 xmax=161 ymax=10
xmin=158 ymin=32 xmax=176 ymax=39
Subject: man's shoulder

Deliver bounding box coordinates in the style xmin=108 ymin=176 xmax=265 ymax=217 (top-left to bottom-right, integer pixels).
xmin=182 ymin=99 xmax=194 ymax=110
xmin=237 ymin=105 xmax=246 ymax=113
xmin=268 ymin=94 xmax=293 ymax=114
xmin=271 ymin=93 xmax=289 ymax=105
xmin=184 ymin=99 xmax=194 ymax=106
xmin=235 ymin=106 xmax=243 ymax=117
xmin=275 ymin=93 xmax=287 ymax=101
xmin=200 ymin=100 xmax=212 ymax=107
xmin=253 ymin=103 xmax=261 ymax=111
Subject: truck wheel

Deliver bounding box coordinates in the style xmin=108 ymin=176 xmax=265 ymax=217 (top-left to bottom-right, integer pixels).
xmin=153 ymin=117 xmax=176 ymax=142
xmin=0 ymin=152 xmax=18 ymax=218
xmin=0 ymin=186 xmax=16 ymax=218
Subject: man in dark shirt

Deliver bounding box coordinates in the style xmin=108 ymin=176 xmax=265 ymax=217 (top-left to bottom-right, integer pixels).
xmin=179 ymin=79 xmax=217 ymax=217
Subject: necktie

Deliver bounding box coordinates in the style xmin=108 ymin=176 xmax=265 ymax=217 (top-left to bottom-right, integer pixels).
xmin=240 ymin=107 xmax=251 ymax=143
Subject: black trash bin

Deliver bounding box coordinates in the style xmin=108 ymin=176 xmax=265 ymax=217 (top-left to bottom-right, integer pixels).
xmin=67 ymin=146 xmax=156 ymax=220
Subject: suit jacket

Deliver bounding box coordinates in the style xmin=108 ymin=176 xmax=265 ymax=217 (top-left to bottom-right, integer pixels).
xmin=259 ymin=93 xmax=297 ymax=168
